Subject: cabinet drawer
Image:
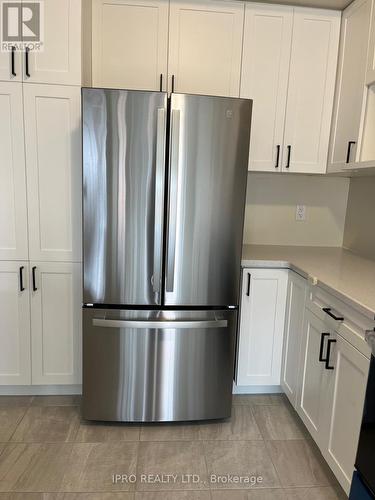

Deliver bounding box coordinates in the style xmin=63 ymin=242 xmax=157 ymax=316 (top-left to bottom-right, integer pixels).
xmin=306 ymin=285 xmax=373 ymax=358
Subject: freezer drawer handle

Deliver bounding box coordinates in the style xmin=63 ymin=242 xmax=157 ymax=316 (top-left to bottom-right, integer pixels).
xmin=166 ymin=108 xmax=180 ymax=292
xmin=92 ymin=318 xmax=228 ymax=329
xmin=153 ymin=107 xmax=166 ymax=295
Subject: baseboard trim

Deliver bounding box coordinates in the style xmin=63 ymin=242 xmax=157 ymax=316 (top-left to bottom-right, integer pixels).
xmin=233 ymin=383 xmax=282 ymax=394
xmin=0 ymin=383 xmax=281 ymax=397
xmin=0 ymin=385 xmax=82 ymax=396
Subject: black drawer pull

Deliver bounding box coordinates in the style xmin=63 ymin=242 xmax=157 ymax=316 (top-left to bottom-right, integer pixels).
xmin=32 ymin=266 xmax=37 ymax=291
xmin=346 ymin=141 xmax=356 ymax=164
xmin=322 ymin=307 xmax=344 ymax=321
xmin=285 ymin=145 xmax=291 ymax=168
xmin=325 ymin=339 xmax=337 ymax=370
xmin=275 ymin=145 xmax=280 ymax=169
xmin=246 ymin=273 xmax=251 ymax=297
xmin=319 ymin=332 xmax=330 ymax=362
xmin=25 ymin=47 xmax=30 ymax=78
xmin=171 ymin=74 xmax=175 ymax=93
xmin=11 ymin=46 xmax=16 ymax=77
xmin=19 ymin=266 xmax=25 ymax=292
xmin=159 ymin=73 xmax=163 ymax=92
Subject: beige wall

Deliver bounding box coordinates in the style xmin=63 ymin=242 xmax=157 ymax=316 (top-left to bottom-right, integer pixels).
xmin=243 ymin=173 xmax=350 ymax=246
xmin=343 ymin=176 xmax=375 ymax=259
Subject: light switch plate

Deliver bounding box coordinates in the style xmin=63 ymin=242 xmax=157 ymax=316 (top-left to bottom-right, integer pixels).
xmin=296 ymin=205 xmax=306 ymax=221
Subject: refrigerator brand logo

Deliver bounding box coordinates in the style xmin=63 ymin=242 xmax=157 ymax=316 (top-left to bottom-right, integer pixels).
xmin=1 ymin=1 xmax=44 ymax=51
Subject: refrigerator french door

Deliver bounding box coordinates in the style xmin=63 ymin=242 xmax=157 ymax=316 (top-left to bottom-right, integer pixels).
xmin=82 ymin=88 xmax=252 ymax=422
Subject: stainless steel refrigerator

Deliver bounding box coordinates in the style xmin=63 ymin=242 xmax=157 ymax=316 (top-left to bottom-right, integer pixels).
xmin=82 ymin=88 xmax=252 ymax=422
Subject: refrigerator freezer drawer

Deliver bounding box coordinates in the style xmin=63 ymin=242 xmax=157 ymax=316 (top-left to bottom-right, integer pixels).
xmin=82 ymin=308 xmax=237 ymax=422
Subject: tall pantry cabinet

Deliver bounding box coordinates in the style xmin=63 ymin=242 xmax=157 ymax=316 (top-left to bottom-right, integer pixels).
xmin=0 ymin=0 xmax=84 ymax=386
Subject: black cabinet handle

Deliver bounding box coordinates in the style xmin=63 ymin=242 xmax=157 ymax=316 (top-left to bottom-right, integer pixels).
xmin=346 ymin=141 xmax=356 ymax=164
xmin=11 ymin=46 xmax=16 ymax=77
xmin=325 ymin=339 xmax=337 ymax=370
xmin=246 ymin=272 xmax=251 ymax=297
xmin=19 ymin=266 xmax=25 ymax=292
xmin=285 ymin=145 xmax=291 ymax=169
xmin=159 ymin=74 xmax=163 ymax=92
xmin=32 ymin=266 xmax=37 ymax=291
xmin=275 ymin=145 xmax=280 ymax=169
xmin=171 ymin=74 xmax=175 ymax=93
xmin=322 ymin=307 xmax=344 ymax=321
xmin=25 ymin=47 xmax=30 ymax=78
xmin=319 ymin=332 xmax=330 ymax=362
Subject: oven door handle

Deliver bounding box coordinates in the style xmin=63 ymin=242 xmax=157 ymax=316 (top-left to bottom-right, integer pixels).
xmin=92 ymin=318 xmax=228 ymax=329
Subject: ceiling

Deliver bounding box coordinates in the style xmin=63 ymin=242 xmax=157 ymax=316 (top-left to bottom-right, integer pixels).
xmin=249 ymin=0 xmax=352 ymax=9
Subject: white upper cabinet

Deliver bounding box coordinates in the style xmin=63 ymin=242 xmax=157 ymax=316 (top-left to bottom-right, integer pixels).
xmin=241 ymin=4 xmax=293 ymax=172
xmin=281 ymin=271 xmax=306 ymax=407
xmin=24 ymin=0 xmax=82 ymax=85
xmin=237 ymin=268 xmax=288 ymax=387
xmin=329 ymin=0 xmax=372 ymax=169
xmin=321 ymin=332 xmax=370 ymax=495
xmin=30 ymin=262 xmax=82 ymax=385
xmin=283 ymin=8 xmax=340 ymax=174
xmin=168 ymin=0 xmax=244 ymax=96
xmin=0 ymin=82 xmax=28 ymax=261
xmin=242 ymin=5 xmax=340 ymax=174
xmin=24 ymin=84 xmax=82 ymax=262
xmin=0 ymin=262 xmax=31 ymax=385
xmin=92 ymin=0 xmax=169 ymax=90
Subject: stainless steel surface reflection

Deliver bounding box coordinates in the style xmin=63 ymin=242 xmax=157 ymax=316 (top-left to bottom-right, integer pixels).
xmin=82 ymin=89 xmax=167 ymax=306
xmin=165 ymin=94 xmax=252 ymax=306
xmin=82 ymin=308 xmax=237 ymax=422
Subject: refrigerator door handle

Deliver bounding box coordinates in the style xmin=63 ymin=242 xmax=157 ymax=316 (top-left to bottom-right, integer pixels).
xmin=166 ymin=108 xmax=180 ymax=292
xmin=153 ymin=108 xmax=166 ymax=294
xmin=92 ymin=318 xmax=228 ymax=329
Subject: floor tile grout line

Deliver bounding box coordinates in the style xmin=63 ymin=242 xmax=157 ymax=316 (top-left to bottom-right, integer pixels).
xmin=6 ymin=405 xmax=30 ymax=443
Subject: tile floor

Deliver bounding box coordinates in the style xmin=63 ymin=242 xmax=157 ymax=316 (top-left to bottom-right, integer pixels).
xmin=0 ymin=394 xmax=347 ymax=499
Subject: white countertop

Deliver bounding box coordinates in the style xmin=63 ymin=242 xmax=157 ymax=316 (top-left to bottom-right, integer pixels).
xmin=242 ymin=245 xmax=375 ymax=320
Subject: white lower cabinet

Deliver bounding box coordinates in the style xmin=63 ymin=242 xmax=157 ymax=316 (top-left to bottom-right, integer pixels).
xmin=294 ymin=298 xmax=370 ymax=495
xmin=30 ymin=262 xmax=82 ymax=385
xmin=0 ymin=262 xmax=31 ymax=385
xmin=321 ymin=332 xmax=370 ymax=494
xmin=281 ymin=271 xmax=306 ymax=406
xmin=0 ymin=262 xmax=82 ymax=386
xmin=296 ymin=308 xmax=328 ymax=444
xmin=236 ymin=268 xmax=288 ymax=387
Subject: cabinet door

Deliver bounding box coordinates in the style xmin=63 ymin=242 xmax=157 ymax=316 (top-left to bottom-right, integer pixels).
xmin=366 ymin=2 xmax=375 ymax=84
xmin=321 ymin=333 xmax=370 ymax=495
xmin=283 ymin=8 xmax=340 ymax=174
xmin=0 ymin=82 xmax=28 ymax=260
xmin=0 ymin=48 xmax=22 ymax=82
xmin=92 ymin=0 xmax=169 ymax=91
xmin=0 ymin=262 xmax=31 ymax=385
xmin=30 ymin=262 xmax=82 ymax=385
xmin=25 ymin=0 xmax=81 ymax=85
xmin=297 ymin=309 xmax=328 ymax=444
xmin=236 ymin=268 xmax=288 ymax=386
xmin=281 ymin=271 xmax=306 ymax=407
xmin=329 ymin=0 xmax=372 ymax=168
xmin=24 ymin=84 xmax=82 ymax=262
xmin=240 ymin=4 xmax=292 ymax=172
xmin=168 ymin=0 xmax=244 ymax=96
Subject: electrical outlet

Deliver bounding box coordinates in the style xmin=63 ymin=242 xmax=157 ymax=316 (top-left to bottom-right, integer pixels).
xmin=296 ymin=205 xmax=306 ymax=221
